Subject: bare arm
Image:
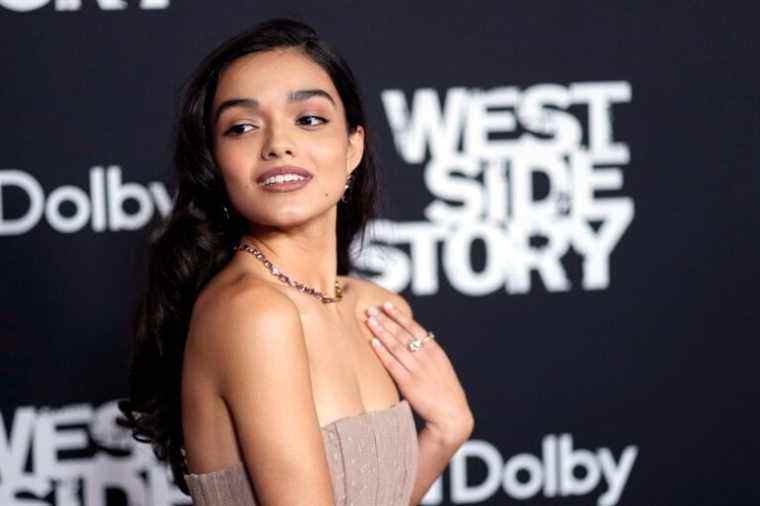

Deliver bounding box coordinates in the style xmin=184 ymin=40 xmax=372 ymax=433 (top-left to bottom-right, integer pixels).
xmin=191 ymin=281 xmax=334 ymax=505
xmin=409 ymin=428 xmax=470 ymax=505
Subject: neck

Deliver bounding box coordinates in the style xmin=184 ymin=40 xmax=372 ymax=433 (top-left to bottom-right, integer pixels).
xmin=236 ymin=208 xmax=340 ymax=302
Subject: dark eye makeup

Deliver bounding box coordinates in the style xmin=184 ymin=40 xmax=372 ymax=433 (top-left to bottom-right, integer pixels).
xmin=223 ymin=115 xmax=329 ymax=137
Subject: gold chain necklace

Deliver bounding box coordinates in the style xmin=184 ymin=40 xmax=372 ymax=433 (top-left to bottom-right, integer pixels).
xmin=233 ymin=242 xmax=343 ymax=303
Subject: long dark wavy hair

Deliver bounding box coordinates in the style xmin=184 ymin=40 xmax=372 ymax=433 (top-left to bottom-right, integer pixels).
xmin=117 ymin=17 xmax=382 ymax=495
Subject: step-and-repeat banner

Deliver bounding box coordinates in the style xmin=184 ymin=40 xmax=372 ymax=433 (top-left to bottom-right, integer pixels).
xmin=1 ymin=2 xmax=758 ymax=505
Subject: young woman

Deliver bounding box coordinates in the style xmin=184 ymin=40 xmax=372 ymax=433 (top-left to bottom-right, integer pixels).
xmin=118 ymin=17 xmax=473 ymax=505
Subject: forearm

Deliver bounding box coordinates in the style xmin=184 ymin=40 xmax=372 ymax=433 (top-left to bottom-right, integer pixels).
xmin=408 ymin=425 xmax=468 ymax=506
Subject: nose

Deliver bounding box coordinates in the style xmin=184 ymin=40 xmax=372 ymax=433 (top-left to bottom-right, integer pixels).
xmin=261 ymin=120 xmax=295 ymax=160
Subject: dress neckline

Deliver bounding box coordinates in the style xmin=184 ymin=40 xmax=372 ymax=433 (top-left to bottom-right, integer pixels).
xmin=184 ymin=399 xmax=410 ymax=479
xmin=319 ymin=398 xmax=408 ymax=431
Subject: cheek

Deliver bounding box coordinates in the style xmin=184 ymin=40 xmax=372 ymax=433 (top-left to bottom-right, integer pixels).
xmin=314 ymin=144 xmax=349 ymax=193
xmin=214 ymin=143 xmax=254 ymax=181
xmin=311 ymin=135 xmax=348 ymax=170
xmin=215 ymin=140 xmax=245 ymax=166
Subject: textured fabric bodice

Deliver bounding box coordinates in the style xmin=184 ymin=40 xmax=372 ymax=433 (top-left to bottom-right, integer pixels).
xmin=184 ymin=399 xmax=418 ymax=506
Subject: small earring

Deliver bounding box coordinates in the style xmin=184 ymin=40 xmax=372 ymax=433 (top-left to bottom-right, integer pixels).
xmin=340 ymin=173 xmax=354 ymax=203
xmin=222 ymin=205 xmax=230 ymax=220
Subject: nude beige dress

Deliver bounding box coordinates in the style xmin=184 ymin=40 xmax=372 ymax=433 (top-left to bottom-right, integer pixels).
xmin=184 ymin=399 xmax=418 ymax=506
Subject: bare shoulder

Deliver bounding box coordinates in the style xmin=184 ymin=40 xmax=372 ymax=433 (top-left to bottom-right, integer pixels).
xmin=187 ymin=275 xmax=303 ymax=380
xmin=189 ymin=274 xmax=300 ymax=337
xmin=341 ymin=275 xmax=414 ymax=317
xmin=185 ymin=275 xmax=334 ymax=502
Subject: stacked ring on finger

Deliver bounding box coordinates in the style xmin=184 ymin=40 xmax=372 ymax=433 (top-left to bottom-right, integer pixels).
xmin=408 ymin=330 xmax=435 ymax=352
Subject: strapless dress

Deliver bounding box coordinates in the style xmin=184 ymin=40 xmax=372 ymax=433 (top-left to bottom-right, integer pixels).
xmin=184 ymin=399 xmax=418 ymax=506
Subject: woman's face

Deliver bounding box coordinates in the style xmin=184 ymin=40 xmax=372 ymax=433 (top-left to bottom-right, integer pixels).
xmin=210 ymin=47 xmax=364 ymax=230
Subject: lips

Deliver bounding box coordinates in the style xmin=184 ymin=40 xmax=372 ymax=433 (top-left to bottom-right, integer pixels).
xmin=256 ymin=166 xmax=313 ymax=184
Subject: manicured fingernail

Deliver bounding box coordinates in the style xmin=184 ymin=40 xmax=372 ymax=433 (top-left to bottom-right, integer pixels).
xmin=366 ymin=306 xmax=380 ymax=316
xmin=368 ymin=316 xmax=379 ymax=326
xmin=371 ymin=337 xmax=381 ymax=347
xmin=383 ymin=301 xmax=394 ymax=310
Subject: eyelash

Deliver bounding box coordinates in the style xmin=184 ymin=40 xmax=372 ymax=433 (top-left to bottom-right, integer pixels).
xmin=224 ymin=115 xmax=329 ymax=137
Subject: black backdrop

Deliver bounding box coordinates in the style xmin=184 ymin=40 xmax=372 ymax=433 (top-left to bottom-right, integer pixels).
xmin=1 ymin=2 xmax=758 ymax=505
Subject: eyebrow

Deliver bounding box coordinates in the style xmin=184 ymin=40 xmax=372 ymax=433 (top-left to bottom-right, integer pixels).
xmin=214 ymin=89 xmax=337 ymax=123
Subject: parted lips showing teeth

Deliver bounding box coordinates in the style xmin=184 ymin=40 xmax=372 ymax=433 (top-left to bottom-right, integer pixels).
xmin=259 ymin=173 xmax=308 ymax=186
xmin=256 ymin=166 xmax=313 ymax=187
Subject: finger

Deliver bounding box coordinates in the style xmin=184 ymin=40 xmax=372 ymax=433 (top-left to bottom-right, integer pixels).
xmin=366 ymin=306 xmax=409 ymax=344
xmin=380 ymin=302 xmax=441 ymax=353
xmin=368 ymin=337 xmax=412 ymax=384
xmin=370 ymin=311 xmax=436 ymax=369
xmin=365 ymin=315 xmax=419 ymax=372
xmin=370 ymin=306 xmax=443 ymax=366
xmin=379 ymin=301 xmax=430 ymax=340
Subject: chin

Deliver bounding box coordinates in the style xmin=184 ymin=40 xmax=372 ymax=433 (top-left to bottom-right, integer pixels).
xmin=247 ymin=209 xmax=319 ymax=228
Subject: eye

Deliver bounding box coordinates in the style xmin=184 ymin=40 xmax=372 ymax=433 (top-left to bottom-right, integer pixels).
xmin=298 ymin=115 xmax=328 ymax=127
xmin=224 ymin=123 xmax=257 ymax=137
